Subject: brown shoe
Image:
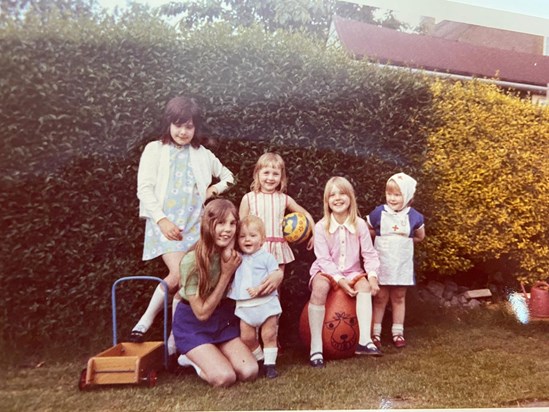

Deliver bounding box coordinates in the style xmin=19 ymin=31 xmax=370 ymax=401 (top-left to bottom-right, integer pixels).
xmin=393 ymin=335 xmax=406 ymax=348
xmin=372 ymin=335 xmax=382 ymax=349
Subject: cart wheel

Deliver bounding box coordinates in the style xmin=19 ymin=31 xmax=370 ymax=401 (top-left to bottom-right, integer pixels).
xmin=78 ymin=368 xmax=88 ymax=391
xmin=146 ymin=370 xmax=158 ymax=388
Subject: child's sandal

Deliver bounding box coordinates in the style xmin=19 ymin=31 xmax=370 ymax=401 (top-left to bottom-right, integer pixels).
xmin=392 ymin=335 xmax=406 ymax=348
xmin=372 ymin=335 xmax=382 ymax=349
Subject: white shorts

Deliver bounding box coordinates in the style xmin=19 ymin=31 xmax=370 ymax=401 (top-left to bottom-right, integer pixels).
xmin=235 ymin=297 xmax=282 ymax=327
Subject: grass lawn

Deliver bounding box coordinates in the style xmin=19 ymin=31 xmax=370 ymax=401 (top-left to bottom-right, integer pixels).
xmin=1 ymin=290 xmax=548 ymax=411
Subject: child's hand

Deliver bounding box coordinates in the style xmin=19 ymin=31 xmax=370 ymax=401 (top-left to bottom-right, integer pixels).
xmin=205 ymin=186 xmax=219 ymax=200
xmin=246 ymin=286 xmax=260 ymax=298
xmin=158 ymin=218 xmax=182 ymax=241
xmin=338 ymin=278 xmax=357 ymax=297
xmin=306 ymin=234 xmax=314 ymax=251
xmin=220 ymin=249 xmax=241 ymax=278
xmin=221 ymin=237 xmax=236 ymax=262
xmin=257 ymin=269 xmax=283 ymax=296
xmin=369 ymin=276 xmax=380 ymax=296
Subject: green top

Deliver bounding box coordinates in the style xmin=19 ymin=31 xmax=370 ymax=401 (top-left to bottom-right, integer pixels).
xmin=178 ymin=251 xmax=221 ymax=301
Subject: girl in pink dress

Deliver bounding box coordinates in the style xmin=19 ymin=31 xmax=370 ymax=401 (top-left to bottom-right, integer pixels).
xmin=307 ymin=176 xmax=381 ymax=368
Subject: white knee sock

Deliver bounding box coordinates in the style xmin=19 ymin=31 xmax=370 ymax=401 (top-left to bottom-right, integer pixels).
xmin=264 ymin=347 xmax=278 ymax=366
xmin=308 ymin=303 xmax=325 ymax=358
xmin=132 ymin=285 xmax=166 ymax=332
xmin=252 ymin=345 xmax=264 ymax=362
xmin=392 ymin=323 xmax=404 ymax=337
xmin=357 ymin=292 xmax=373 ymax=346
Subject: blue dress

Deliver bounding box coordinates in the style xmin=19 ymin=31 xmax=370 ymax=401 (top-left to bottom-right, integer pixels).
xmin=142 ymin=145 xmax=202 ymax=260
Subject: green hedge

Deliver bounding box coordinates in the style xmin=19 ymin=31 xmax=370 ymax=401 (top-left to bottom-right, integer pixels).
xmin=1 ymin=12 xmax=434 ymax=350
xmin=421 ymin=80 xmax=549 ymax=285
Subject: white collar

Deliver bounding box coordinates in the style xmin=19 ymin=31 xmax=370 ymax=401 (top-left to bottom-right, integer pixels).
xmin=384 ymin=205 xmax=410 ymax=215
xmin=329 ymin=214 xmax=356 ymax=234
xmin=243 ymin=248 xmax=264 ymax=259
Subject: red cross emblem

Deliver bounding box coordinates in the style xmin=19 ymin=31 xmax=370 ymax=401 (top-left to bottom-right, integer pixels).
xmin=392 ymin=225 xmax=399 ymax=231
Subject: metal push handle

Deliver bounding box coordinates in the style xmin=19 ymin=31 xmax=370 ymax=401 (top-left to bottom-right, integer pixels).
xmin=112 ymin=276 xmax=169 ymax=369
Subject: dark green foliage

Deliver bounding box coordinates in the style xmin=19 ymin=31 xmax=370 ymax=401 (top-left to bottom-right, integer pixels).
xmin=0 ymin=10 xmax=433 ymax=349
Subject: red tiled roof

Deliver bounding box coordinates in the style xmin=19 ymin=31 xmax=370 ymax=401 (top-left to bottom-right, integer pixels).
xmin=334 ymin=16 xmax=549 ymax=87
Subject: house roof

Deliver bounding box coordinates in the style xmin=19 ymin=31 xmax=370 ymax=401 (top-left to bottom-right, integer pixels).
xmin=428 ymin=20 xmax=544 ymax=55
xmin=334 ymin=16 xmax=549 ymax=88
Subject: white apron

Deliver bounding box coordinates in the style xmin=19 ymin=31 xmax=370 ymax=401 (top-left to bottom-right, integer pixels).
xmin=375 ymin=208 xmax=415 ymax=285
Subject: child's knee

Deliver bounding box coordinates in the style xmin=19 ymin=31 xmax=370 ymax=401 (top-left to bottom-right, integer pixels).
xmin=240 ymin=336 xmax=257 ymax=350
xmin=355 ymin=280 xmax=371 ymax=293
xmin=165 ymin=273 xmax=180 ymax=291
xmin=261 ymin=323 xmax=277 ymax=345
xmin=391 ymin=294 xmax=406 ymax=305
xmin=208 ymin=368 xmax=237 ymax=387
xmin=310 ymin=277 xmax=330 ymax=304
xmin=391 ymin=288 xmax=406 ymax=303
xmin=238 ymin=362 xmax=259 ymax=382
xmin=374 ymin=289 xmax=390 ymax=304
xmin=239 ymin=327 xmax=258 ymax=349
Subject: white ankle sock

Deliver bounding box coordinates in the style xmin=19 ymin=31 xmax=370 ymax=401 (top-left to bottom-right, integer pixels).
xmin=392 ymin=323 xmax=404 ymax=337
xmin=263 ymin=347 xmax=278 ymax=366
xmin=373 ymin=323 xmax=382 ymax=337
xmin=252 ymin=345 xmax=264 ymax=362
xmin=308 ymin=303 xmax=325 ymax=357
xmin=357 ymin=292 xmax=373 ymax=346
xmin=178 ymin=354 xmax=203 ymax=377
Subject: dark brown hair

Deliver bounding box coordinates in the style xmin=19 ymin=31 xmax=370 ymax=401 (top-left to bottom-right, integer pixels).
xmin=159 ymin=96 xmax=202 ymax=148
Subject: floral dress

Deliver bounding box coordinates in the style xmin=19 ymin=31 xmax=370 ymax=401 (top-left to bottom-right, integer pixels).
xmin=143 ymin=145 xmax=202 ymax=260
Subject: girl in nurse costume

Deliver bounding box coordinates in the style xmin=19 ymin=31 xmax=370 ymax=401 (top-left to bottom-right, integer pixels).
xmin=367 ymin=172 xmax=425 ymax=349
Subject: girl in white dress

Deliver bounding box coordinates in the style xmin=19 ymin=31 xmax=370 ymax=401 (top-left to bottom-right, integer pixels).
xmin=367 ymin=172 xmax=425 ymax=349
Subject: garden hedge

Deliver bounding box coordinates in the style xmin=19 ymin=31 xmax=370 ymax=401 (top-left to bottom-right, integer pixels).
xmin=421 ymin=80 xmax=549 ymax=284
xmin=1 ymin=9 xmax=546 ymax=351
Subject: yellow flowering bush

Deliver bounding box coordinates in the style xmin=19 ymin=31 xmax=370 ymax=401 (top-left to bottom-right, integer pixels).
xmin=421 ymin=80 xmax=549 ymax=284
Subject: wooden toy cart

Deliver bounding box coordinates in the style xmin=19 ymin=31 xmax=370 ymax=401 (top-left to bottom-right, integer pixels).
xmin=78 ymin=276 xmax=169 ymax=390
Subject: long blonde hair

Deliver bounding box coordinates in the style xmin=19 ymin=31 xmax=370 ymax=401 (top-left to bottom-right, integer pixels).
xmin=250 ymin=152 xmax=287 ymax=193
xmin=192 ymin=199 xmax=238 ymax=298
xmin=322 ymin=177 xmax=358 ymax=232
